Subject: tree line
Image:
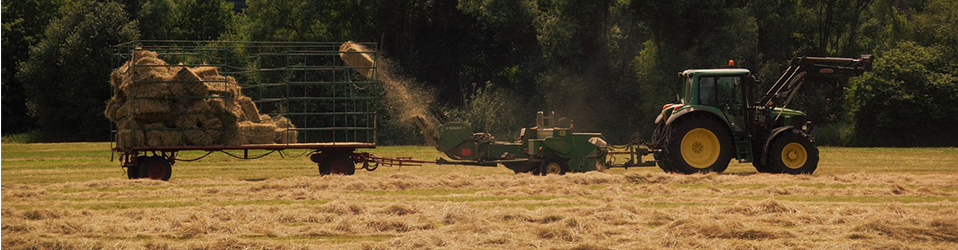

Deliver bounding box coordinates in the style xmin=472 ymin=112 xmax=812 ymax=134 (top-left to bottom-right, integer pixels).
xmin=2 ymin=0 xmax=956 ymax=146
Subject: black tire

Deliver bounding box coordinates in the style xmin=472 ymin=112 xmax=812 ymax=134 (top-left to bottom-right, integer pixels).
xmin=652 ymin=123 xmax=676 ymax=173
xmin=765 ymin=129 xmax=819 ymax=174
xmin=324 ymin=154 xmax=356 ymax=175
xmin=127 ymin=156 xmax=145 ymax=179
xmin=539 ymin=157 xmax=569 ymax=176
xmin=659 ymin=114 xmax=733 ymax=174
xmin=138 ymin=156 xmax=172 ymax=181
xmin=752 ymin=160 xmax=774 ymax=173
xmin=653 ymin=152 xmax=676 ymax=173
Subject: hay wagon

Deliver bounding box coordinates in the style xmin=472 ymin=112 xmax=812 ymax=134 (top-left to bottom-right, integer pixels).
xmin=109 ymin=40 xmax=419 ymax=181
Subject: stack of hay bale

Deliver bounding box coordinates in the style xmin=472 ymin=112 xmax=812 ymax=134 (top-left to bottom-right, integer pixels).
xmin=105 ymin=50 xmax=297 ymax=148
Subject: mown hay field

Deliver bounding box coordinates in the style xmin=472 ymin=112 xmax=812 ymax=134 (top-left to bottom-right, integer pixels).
xmin=2 ymin=143 xmax=957 ymax=249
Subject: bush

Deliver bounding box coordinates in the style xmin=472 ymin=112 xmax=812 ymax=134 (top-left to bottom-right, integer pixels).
xmin=847 ymin=41 xmax=958 ymax=146
xmin=445 ymin=83 xmax=528 ymax=140
xmin=810 ymin=121 xmax=853 ymax=146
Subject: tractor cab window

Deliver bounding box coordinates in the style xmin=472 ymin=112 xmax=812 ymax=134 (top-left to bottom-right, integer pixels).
xmin=698 ymin=77 xmax=716 ymax=105
xmin=682 ymin=76 xmax=693 ymax=104
xmin=698 ymin=76 xmax=741 ymax=106
xmin=716 ymin=76 xmax=741 ymax=107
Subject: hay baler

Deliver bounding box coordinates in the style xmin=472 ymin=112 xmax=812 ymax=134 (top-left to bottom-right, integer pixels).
xmin=421 ymin=111 xmax=610 ymax=175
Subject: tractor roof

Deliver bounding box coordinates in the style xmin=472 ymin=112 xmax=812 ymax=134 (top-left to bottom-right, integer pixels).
xmin=680 ymin=68 xmax=750 ymax=77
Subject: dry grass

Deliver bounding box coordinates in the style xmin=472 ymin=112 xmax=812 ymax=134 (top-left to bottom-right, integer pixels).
xmin=2 ymin=143 xmax=957 ymax=249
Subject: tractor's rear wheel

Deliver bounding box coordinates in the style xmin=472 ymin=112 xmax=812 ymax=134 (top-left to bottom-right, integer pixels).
xmin=539 ymin=157 xmax=569 ymax=176
xmin=660 ymin=115 xmax=733 ymax=174
xmin=766 ymin=129 xmax=819 ymax=174
xmin=138 ymin=156 xmax=172 ymax=181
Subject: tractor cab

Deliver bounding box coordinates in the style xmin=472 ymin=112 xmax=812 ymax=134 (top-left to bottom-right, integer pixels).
xmin=669 ymin=68 xmax=753 ymax=134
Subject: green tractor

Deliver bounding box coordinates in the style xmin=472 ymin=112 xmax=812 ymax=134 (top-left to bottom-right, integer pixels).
xmin=420 ymin=111 xmax=610 ymax=175
xmin=648 ymin=56 xmax=872 ymax=174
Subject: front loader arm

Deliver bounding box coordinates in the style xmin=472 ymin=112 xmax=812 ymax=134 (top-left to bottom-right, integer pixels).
xmin=759 ymin=55 xmax=873 ymax=110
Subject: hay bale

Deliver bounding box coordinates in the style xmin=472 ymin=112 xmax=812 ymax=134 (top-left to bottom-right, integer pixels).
xmin=120 ymin=82 xmax=174 ymax=98
xmin=235 ymin=121 xmax=278 ymax=144
xmin=116 ymin=129 xmax=144 ymax=148
xmin=339 ymin=41 xmax=376 ymax=78
xmin=271 ymin=116 xmax=298 ymax=143
xmin=104 ymin=97 xmax=125 ymax=121
xmin=203 ymin=75 xmax=242 ymax=97
xmin=131 ymin=53 xmax=174 ymax=80
xmin=193 ymin=66 xmax=220 ymax=79
xmin=107 ymin=50 xmax=298 ymax=147
xmin=142 ymin=123 xmax=183 ymax=146
xmin=183 ymin=129 xmax=223 ymax=146
xmin=175 ymin=114 xmax=226 ymax=146
xmin=174 ymin=67 xmax=205 ymax=96
xmin=146 ymin=130 xmax=184 ymax=146
xmin=116 ymin=98 xmax=172 ymax=119
xmin=237 ymin=96 xmax=261 ymax=122
xmin=206 ymin=96 xmax=243 ymax=118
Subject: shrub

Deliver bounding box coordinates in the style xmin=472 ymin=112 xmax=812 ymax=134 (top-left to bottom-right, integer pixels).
xmin=847 ymin=41 xmax=958 ymax=146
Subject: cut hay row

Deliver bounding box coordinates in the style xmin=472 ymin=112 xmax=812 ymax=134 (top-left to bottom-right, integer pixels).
xmin=3 ymin=171 xmax=957 ymax=249
xmin=106 ymin=50 xmax=297 ymax=148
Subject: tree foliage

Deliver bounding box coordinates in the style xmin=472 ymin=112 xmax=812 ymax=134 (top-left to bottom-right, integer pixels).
xmin=1 ymin=0 xmax=61 ymax=133
xmin=134 ymin=0 xmax=233 ymax=40
xmin=2 ymin=0 xmax=956 ymax=146
xmin=16 ymin=0 xmax=138 ymax=141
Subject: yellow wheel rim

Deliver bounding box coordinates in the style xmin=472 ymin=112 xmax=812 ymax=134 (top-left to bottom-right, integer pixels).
xmin=680 ymin=128 xmax=721 ymax=169
xmin=545 ymin=162 xmax=562 ymax=174
xmin=781 ymin=142 xmax=807 ymax=169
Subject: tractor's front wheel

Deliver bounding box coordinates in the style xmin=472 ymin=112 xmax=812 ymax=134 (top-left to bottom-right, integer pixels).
xmin=766 ymin=129 xmax=819 ymax=174
xmin=660 ymin=115 xmax=733 ymax=174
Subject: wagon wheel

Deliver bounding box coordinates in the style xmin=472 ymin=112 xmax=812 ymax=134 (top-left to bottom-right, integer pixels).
xmin=326 ymin=154 xmax=356 ymax=175
xmin=138 ymin=156 xmax=172 ymax=181
xmin=127 ymin=156 xmax=146 ymax=179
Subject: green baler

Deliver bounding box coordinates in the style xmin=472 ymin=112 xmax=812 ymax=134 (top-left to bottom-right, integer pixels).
xmin=425 ymin=111 xmax=609 ymax=175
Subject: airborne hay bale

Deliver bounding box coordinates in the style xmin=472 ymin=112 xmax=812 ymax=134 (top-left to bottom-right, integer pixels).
xmin=339 ymin=42 xmax=376 ymax=79
xmin=107 ymin=50 xmax=297 ymax=149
